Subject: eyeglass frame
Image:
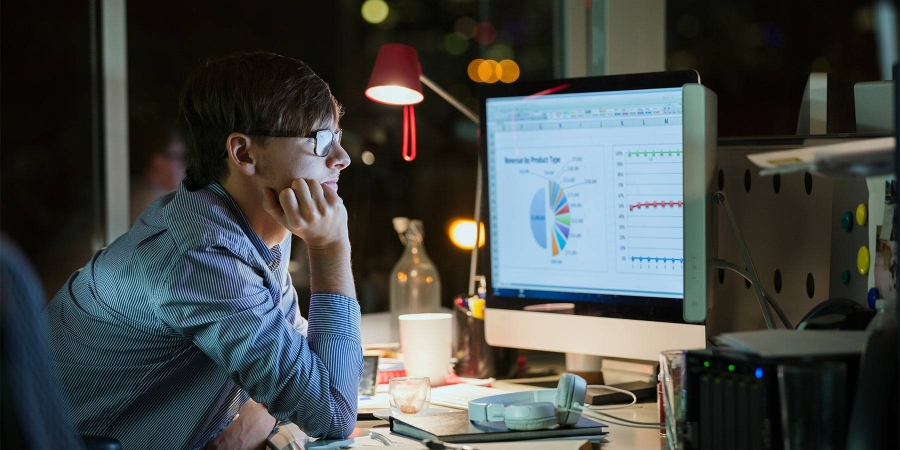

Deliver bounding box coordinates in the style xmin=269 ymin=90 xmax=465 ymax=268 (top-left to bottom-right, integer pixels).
xmin=222 ymin=128 xmax=343 ymax=158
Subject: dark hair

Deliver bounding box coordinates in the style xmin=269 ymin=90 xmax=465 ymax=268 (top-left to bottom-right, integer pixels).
xmin=179 ymin=51 xmax=342 ymax=186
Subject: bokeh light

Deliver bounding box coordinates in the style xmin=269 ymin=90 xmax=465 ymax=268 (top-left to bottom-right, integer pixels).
xmin=361 ymin=0 xmax=389 ymax=24
xmin=487 ymin=43 xmax=515 ymax=61
xmin=444 ymin=32 xmax=469 ymax=55
xmin=468 ymin=59 xmax=516 ymax=84
xmin=361 ymin=151 xmax=375 ymax=165
xmin=467 ymin=59 xmax=485 ymax=82
xmin=454 ymin=16 xmax=477 ymax=35
xmin=448 ymin=220 xmax=485 ymax=249
xmin=478 ymin=60 xmax=502 ymax=83
xmin=473 ymin=22 xmax=497 ymax=45
xmin=498 ymin=60 xmax=520 ymax=83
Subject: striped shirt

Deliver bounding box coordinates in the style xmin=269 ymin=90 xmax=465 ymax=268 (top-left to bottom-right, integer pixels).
xmin=44 ymin=181 xmax=362 ymax=450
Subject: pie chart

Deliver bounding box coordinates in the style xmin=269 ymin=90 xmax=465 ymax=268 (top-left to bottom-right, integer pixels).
xmin=530 ymin=181 xmax=572 ymax=256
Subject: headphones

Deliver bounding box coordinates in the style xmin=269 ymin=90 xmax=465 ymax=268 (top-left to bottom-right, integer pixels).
xmin=467 ymin=373 xmax=588 ymax=431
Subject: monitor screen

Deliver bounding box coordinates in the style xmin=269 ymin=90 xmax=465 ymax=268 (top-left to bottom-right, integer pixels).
xmin=485 ymin=87 xmax=685 ymax=304
xmin=479 ymin=72 xmax=713 ymax=359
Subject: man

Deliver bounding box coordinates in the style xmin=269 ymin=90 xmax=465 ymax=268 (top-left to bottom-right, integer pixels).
xmin=44 ymin=51 xmax=362 ymax=449
xmin=129 ymin=123 xmax=187 ymax=224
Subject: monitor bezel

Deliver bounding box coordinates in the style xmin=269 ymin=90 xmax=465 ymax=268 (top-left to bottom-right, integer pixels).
xmin=478 ymin=70 xmax=702 ymax=326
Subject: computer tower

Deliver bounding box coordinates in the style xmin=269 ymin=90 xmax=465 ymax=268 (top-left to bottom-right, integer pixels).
xmin=683 ymin=349 xmax=860 ymax=450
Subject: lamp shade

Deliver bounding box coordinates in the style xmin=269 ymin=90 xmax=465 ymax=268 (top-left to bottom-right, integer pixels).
xmin=366 ymin=44 xmax=424 ymax=106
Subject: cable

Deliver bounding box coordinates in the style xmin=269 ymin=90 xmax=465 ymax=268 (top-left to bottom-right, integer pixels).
xmin=711 ymin=258 xmax=794 ymax=329
xmin=712 ymin=191 xmax=776 ymax=329
xmin=576 ymin=407 xmax=663 ymax=429
xmin=561 ymin=385 xmax=663 ymax=429
xmin=584 ymin=384 xmax=637 ymax=410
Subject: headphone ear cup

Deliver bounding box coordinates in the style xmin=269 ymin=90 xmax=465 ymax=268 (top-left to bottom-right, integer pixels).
xmin=555 ymin=373 xmax=587 ymax=425
xmin=503 ymin=402 xmax=558 ymax=431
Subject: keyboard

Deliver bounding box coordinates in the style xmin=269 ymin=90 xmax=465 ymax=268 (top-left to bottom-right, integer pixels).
xmin=430 ymin=384 xmax=510 ymax=409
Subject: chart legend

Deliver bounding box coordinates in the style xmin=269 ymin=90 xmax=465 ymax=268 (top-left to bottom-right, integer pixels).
xmin=550 ymin=181 xmax=571 ymax=256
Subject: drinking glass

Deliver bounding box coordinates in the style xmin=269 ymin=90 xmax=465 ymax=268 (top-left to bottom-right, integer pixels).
xmin=778 ymin=362 xmax=847 ymax=450
xmin=389 ymin=376 xmax=431 ymax=416
xmin=660 ymin=349 xmax=687 ymax=450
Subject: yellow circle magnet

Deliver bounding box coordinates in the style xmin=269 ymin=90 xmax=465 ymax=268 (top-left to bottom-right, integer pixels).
xmin=856 ymin=204 xmax=868 ymax=226
xmin=857 ymin=246 xmax=870 ymax=276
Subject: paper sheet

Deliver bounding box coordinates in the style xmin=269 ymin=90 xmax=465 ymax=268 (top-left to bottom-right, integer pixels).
xmin=746 ymin=137 xmax=895 ymax=177
xmin=715 ymin=330 xmax=868 ymax=357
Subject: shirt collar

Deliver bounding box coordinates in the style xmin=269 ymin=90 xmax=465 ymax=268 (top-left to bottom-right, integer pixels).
xmin=204 ymin=183 xmax=276 ymax=265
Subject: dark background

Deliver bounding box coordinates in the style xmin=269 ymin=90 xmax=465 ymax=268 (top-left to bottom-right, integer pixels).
xmin=1 ymin=0 xmax=882 ymax=312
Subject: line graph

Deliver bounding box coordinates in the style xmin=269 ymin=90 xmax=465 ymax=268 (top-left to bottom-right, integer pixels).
xmin=629 ymin=200 xmax=684 ymax=211
xmin=613 ymin=145 xmax=684 ymax=275
xmin=631 ymin=256 xmax=684 ymax=263
xmin=627 ymin=149 xmax=682 ymax=158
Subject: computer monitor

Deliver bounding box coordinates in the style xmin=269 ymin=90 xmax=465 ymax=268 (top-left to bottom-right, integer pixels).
xmin=479 ymin=72 xmax=716 ymax=362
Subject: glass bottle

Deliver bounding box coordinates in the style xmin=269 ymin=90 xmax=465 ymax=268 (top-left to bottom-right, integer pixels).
xmin=867 ymin=298 xmax=897 ymax=332
xmin=389 ymin=218 xmax=443 ymax=342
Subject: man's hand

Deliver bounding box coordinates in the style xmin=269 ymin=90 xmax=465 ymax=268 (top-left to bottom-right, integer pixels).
xmin=263 ymin=178 xmax=355 ymax=297
xmin=262 ymin=179 xmax=349 ymax=250
xmin=205 ymin=399 xmax=276 ymax=450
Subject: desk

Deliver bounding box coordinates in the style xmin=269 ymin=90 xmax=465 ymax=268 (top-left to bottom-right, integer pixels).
xmin=271 ymin=383 xmax=667 ymax=449
xmin=350 ymin=313 xmax=668 ymax=449
xmin=357 ymin=380 xmax=665 ymax=449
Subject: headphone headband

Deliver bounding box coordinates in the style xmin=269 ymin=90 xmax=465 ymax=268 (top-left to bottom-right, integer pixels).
xmin=468 ymin=389 xmax=559 ymax=422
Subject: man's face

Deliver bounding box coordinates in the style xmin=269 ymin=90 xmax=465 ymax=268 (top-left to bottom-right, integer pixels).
xmin=160 ymin=139 xmax=187 ymax=190
xmin=252 ymin=118 xmax=351 ymax=194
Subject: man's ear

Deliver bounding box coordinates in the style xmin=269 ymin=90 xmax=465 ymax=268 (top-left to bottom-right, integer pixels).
xmin=224 ymin=132 xmax=256 ymax=176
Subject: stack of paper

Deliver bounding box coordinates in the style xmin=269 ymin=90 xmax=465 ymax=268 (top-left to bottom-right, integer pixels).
xmin=746 ymin=137 xmax=895 ymax=177
xmin=714 ymin=330 xmax=868 ymax=357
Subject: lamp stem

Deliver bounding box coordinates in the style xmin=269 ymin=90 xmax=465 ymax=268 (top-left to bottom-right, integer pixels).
xmin=416 ymin=74 xmax=482 ymax=296
xmin=468 ymin=156 xmax=483 ymax=296
xmin=420 ymin=74 xmax=480 ymax=125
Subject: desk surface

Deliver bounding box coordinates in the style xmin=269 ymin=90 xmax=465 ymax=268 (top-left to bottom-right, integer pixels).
xmin=351 ymin=312 xmax=668 ymax=449
xmin=350 ymin=382 xmax=667 ymax=450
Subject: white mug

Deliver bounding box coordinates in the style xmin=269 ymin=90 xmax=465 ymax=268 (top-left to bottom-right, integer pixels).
xmin=399 ymin=313 xmax=452 ymax=385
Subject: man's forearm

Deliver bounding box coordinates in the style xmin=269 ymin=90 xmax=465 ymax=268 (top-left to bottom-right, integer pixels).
xmin=308 ymin=240 xmax=356 ymax=298
xmin=302 ymin=328 xmax=362 ymax=438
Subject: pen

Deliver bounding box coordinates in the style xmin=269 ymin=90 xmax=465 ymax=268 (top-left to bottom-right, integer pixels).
xmin=369 ymin=430 xmax=393 ymax=446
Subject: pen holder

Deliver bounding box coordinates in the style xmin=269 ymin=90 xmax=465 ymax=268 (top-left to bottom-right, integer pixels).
xmin=453 ymin=294 xmax=518 ymax=379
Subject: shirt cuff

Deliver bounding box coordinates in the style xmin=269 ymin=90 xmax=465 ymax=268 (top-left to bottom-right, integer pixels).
xmin=307 ymin=293 xmax=361 ymax=341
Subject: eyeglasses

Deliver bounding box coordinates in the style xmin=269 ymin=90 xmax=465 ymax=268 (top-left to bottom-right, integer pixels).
xmin=242 ymin=128 xmax=343 ymax=157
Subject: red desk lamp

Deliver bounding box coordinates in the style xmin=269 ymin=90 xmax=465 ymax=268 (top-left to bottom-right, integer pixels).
xmin=366 ymin=43 xmax=483 ymax=295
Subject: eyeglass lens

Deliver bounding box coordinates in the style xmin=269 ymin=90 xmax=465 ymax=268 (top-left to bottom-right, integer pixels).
xmin=315 ymin=129 xmax=342 ymax=157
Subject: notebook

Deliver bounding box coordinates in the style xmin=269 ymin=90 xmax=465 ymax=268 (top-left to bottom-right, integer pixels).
xmin=389 ymin=410 xmax=608 ymax=444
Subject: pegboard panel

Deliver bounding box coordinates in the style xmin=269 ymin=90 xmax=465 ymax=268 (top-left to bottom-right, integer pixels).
xmin=709 ymin=137 xmax=869 ymax=337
